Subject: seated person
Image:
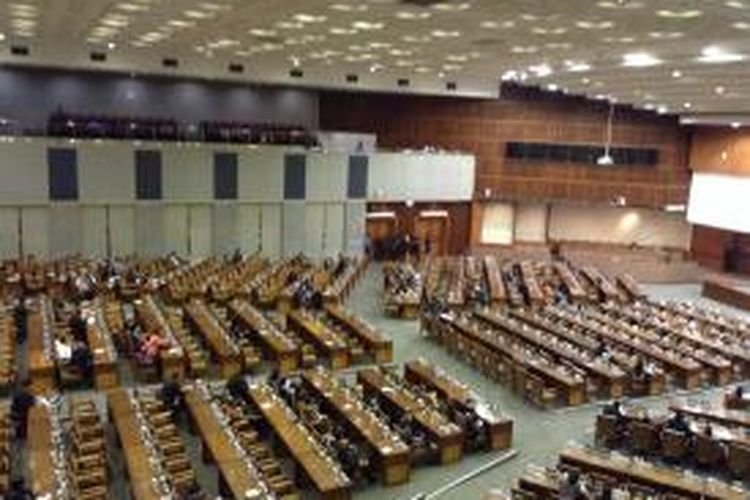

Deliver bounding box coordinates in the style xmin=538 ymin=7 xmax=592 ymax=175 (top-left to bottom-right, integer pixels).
xmin=160 ymin=379 xmax=184 ymax=416
xmin=665 ymin=411 xmax=691 ymax=434
xmin=70 ymin=339 xmax=94 ymax=379
xmin=55 ymin=336 xmax=73 ymax=363
xmin=226 ymin=374 xmax=249 ymax=401
xmin=10 ymin=380 xmax=35 ymax=440
xmin=137 ymin=332 xmax=169 ymax=365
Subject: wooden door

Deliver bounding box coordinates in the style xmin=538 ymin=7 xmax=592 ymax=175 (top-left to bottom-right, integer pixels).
xmin=415 ymin=216 xmax=448 ymax=256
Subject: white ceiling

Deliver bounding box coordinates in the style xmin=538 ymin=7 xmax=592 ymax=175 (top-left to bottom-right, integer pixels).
xmin=1 ymin=0 xmax=750 ymax=114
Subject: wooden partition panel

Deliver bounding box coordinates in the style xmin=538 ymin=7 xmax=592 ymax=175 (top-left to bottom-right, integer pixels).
xmin=367 ymin=202 xmax=470 ymax=255
xmin=320 ymin=90 xmax=690 ymax=207
xmin=690 ymin=127 xmax=750 ymax=174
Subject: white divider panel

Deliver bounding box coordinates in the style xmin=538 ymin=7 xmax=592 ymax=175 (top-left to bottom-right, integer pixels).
xmin=344 ymin=202 xmax=366 ymax=254
xmin=81 ymin=206 xmax=108 ymax=257
xmin=135 ymin=204 xmax=165 ymax=257
xmin=324 ymin=203 xmax=345 ymax=256
xmin=305 ymin=203 xmax=325 ymax=259
xmin=481 ymin=203 xmax=514 ymax=245
xmin=260 ymin=204 xmax=281 ymax=258
xmin=163 ymin=147 xmax=212 ymax=201
xmin=0 ymin=140 xmax=48 ymax=204
xmin=212 ymin=204 xmax=239 ymax=256
xmin=189 ymin=205 xmax=212 ymax=257
xmin=306 ymin=152 xmax=347 ymax=202
xmin=282 ymin=202 xmax=307 ymax=257
xmin=162 ymin=205 xmax=189 ymax=256
xmin=238 ymin=204 xmax=262 ymax=255
xmin=109 ymin=206 xmax=135 ymax=256
xmin=368 ymin=152 xmax=475 ymax=201
xmin=49 ymin=205 xmax=83 ymax=258
xmin=514 ymin=204 xmax=547 ymax=243
xmin=21 ymin=207 xmax=49 ymax=257
xmin=239 ymin=148 xmax=284 ymax=201
xmin=79 ymin=142 xmax=135 ymax=203
xmin=0 ymin=208 xmax=19 ymax=258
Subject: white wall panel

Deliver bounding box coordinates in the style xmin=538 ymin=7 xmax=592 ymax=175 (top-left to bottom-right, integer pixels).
xmin=368 ymin=152 xmax=475 ymax=201
xmin=345 ymin=202 xmax=366 ymax=254
xmin=305 ymin=204 xmax=325 ymax=258
xmin=79 ymin=142 xmax=134 ymax=202
xmin=0 ymin=208 xmax=19 ymax=258
xmin=481 ymin=203 xmax=514 ymax=245
xmin=49 ymin=205 xmax=83 ymax=257
xmin=21 ymin=207 xmax=49 ymax=257
xmin=283 ymin=202 xmax=307 ymax=257
xmin=189 ymin=205 xmax=212 ymax=257
xmin=213 ymin=204 xmax=239 ymax=256
xmin=109 ymin=206 xmax=135 ymax=256
xmin=238 ymin=204 xmax=262 ymax=255
xmin=0 ymin=141 xmax=48 ymax=204
xmin=163 ymin=148 xmax=212 ymax=201
xmin=238 ymin=148 xmax=284 ymax=201
xmin=514 ymin=204 xmax=547 ymax=243
xmin=135 ymin=204 xmax=165 ymax=256
xmin=81 ymin=206 xmax=108 ymax=257
xmin=307 ymin=153 xmax=347 ymax=202
xmin=324 ymin=203 xmax=345 ymax=256
xmin=549 ymin=205 xmax=691 ymax=249
xmin=260 ymin=204 xmax=281 ymax=258
xmin=162 ymin=205 xmax=189 ymax=255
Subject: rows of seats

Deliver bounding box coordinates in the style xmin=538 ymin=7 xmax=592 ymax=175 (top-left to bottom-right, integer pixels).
xmin=67 ymin=399 xmax=108 ymax=499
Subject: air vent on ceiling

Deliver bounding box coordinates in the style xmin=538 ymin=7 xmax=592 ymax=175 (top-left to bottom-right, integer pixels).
xmin=162 ymin=58 xmax=179 ymax=68
xmin=10 ymin=45 xmax=29 ymax=56
xmin=289 ymin=68 xmax=304 ymax=78
xmin=346 ymin=74 xmax=359 ymax=83
xmin=228 ymin=63 xmax=244 ymax=73
xmin=397 ymin=78 xmax=410 ymax=87
xmin=90 ymin=52 xmax=107 ymax=62
xmin=446 ymin=81 xmax=457 ymax=91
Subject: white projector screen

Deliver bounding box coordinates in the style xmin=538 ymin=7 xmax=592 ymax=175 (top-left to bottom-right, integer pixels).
xmin=688 ymin=172 xmax=750 ymax=233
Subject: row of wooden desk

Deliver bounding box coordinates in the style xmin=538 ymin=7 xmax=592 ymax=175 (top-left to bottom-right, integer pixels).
xmin=703 ymin=280 xmax=750 ymax=313
xmin=184 ymin=299 xmax=244 ymax=378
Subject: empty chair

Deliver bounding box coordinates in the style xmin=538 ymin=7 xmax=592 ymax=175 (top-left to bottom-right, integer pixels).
xmin=594 ymin=414 xmax=619 ymax=449
xmin=694 ymin=434 xmax=725 ymax=468
xmin=661 ymin=429 xmax=689 ymax=463
xmin=628 ymin=421 xmax=657 ymax=456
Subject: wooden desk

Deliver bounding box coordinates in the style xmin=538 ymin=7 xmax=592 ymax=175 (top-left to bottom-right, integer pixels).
xmin=671 ymin=403 xmax=750 ymax=430
xmin=184 ymin=387 xmax=271 ymax=498
xmin=184 ymin=300 xmax=242 ymax=378
xmin=617 ymin=273 xmax=645 ymax=300
xmin=287 ymin=310 xmax=350 ymax=370
xmin=247 ymin=383 xmax=351 ymax=499
xmin=703 ymin=280 xmax=750 ymax=312
xmin=519 ymin=261 xmax=544 ymax=304
xmin=483 ymin=256 xmax=507 ymax=304
xmin=580 ymin=266 xmax=621 ymax=302
xmin=444 ymin=315 xmax=587 ymax=406
xmin=28 ymin=404 xmax=55 ymax=496
xmin=107 ymin=389 xmax=163 ymax=500
xmin=553 ymin=262 xmax=587 ymax=301
xmin=228 ymin=299 xmax=299 ymax=374
xmin=404 ymin=359 xmax=513 ymax=450
xmin=324 ymin=305 xmax=393 ymax=363
xmin=476 ymin=310 xmax=627 ymax=400
xmin=85 ymin=307 xmax=119 ymax=390
xmin=559 ymin=447 xmax=745 ymax=500
xmin=27 ymin=300 xmax=56 ymax=395
xmin=358 ymin=368 xmax=465 ymax=464
xmin=302 ymin=369 xmax=411 ymax=485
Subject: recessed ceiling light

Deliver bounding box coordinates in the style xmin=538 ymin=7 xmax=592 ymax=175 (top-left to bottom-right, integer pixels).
xmin=529 ymin=63 xmax=553 ymax=77
xmin=622 ymin=52 xmax=662 ymax=67
xmin=565 ymin=60 xmax=591 ymax=72
xmin=715 ymin=85 xmax=726 ymax=94
xmin=293 ymin=13 xmax=327 ymax=23
xmin=249 ymin=28 xmax=277 ymax=38
xmin=657 ymin=105 xmax=668 ymax=114
xmin=329 ymin=3 xmax=368 ymax=12
xmin=698 ymin=46 xmax=744 ymax=63
xmin=395 ymin=11 xmax=431 ymax=20
xmin=107 ymin=42 xmax=116 ymax=49
xmin=671 ymin=70 xmax=682 ymax=78
xmin=683 ymin=102 xmax=692 ymax=109
xmin=656 ymin=9 xmax=702 ymax=18
xmin=352 ymin=21 xmax=384 ymax=30
xmin=576 ymin=20 xmax=614 ymax=30
xmin=431 ymin=29 xmax=460 ymax=38
xmin=546 ymin=83 xmax=559 ymax=91
xmin=433 ymin=2 xmax=471 ymax=11
xmin=732 ymin=122 xmax=742 ymax=129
